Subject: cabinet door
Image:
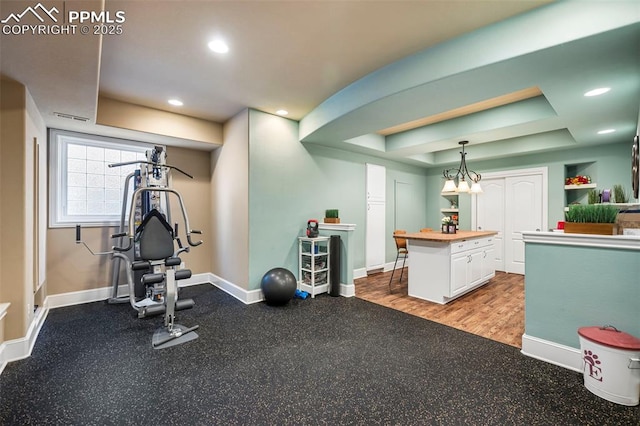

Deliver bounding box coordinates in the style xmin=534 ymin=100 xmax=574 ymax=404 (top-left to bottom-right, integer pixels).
xmin=468 ymin=250 xmax=483 ymax=286
xmin=481 ymin=246 xmax=496 ymax=281
xmin=366 ymin=163 xmax=386 ymax=202
xmin=450 ymin=253 xmax=469 ymax=296
xmin=366 ymin=201 xmax=386 ymax=270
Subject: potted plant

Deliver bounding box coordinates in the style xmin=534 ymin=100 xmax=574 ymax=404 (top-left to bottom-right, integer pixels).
xmin=441 ymin=216 xmax=456 ymax=234
xmin=324 ymin=209 xmax=340 ymax=224
xmin=613 ymin=184 xmax=629 ymax=203
xmin=564 ymin=204 xmax=618 ymax=235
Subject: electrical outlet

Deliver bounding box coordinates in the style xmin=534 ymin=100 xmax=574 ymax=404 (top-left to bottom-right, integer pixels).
xmin=180 ymin=262 xmax=185 ymax=270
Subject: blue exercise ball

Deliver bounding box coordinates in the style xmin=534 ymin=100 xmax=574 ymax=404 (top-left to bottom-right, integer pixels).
xmin=261 ymin=267 xmax=297 ymax=305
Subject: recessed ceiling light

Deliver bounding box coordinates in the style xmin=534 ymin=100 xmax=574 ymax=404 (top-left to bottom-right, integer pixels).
xmin=597 ymin=129 xmax=616 ymax=134
xmin=168 ymin=99 xmax=183 ymax=106
xmin=276 ymin=109 xmax=289 ymax=116
xmin=208 ymin=39 xmax=229 ymax=54
xmin=584 ymin=87 xmax=610 ymax=97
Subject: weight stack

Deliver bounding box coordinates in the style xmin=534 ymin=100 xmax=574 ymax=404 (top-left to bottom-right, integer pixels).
xmin=329 ymin=235 xmax=341 ymax=296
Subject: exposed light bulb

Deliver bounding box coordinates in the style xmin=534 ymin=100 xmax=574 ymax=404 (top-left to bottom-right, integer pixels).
xmin=168 ymin=99 xmax=183 ymax=106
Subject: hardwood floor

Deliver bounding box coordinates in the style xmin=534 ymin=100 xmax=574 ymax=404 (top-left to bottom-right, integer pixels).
xmin=354 ymin=269 xmax=525 ymax=348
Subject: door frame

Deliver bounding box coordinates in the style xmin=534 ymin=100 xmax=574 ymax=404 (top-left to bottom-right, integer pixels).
xmin=471 ymin=166 xmax=548 ymax=232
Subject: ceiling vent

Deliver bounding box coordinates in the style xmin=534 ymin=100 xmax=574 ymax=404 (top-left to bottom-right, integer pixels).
xmin=53 ymin=112 xmax=90 ymax=122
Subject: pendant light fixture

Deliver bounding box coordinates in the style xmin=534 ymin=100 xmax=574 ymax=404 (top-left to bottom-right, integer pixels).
xmin=441 ymin=141 xmax=482 ymax=194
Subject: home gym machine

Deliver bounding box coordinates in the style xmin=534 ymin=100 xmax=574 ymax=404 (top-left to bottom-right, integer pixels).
xmin=76 ymin=146 xmax=203 ymax=349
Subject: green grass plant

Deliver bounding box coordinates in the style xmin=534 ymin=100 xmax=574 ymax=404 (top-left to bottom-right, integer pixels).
xmin=613 ymin=184 xmax=629 ymax=203
xmin=325 ymin=209 xmax=339 ymax=218
xmin=565 ymin=204 xmax=618 ymax=223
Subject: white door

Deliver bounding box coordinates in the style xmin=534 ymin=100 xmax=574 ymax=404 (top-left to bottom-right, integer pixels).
xmin=366 ymin=164 xmax=386 ymax=271
xmin=473 ymin=168 xmax=547 ymax=275
xmin=475 ymin=179 xmax=505 ymax=272
xmin=505 ymin=174 xmax=543 ymax=274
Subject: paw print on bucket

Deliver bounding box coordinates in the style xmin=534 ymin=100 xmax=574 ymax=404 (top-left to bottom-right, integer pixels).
xmin=583 ymin=349 xmax=603 ymax=382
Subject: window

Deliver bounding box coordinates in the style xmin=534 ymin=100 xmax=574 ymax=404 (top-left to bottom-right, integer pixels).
xmin=49 ymin=129 xmax=153 ymax=227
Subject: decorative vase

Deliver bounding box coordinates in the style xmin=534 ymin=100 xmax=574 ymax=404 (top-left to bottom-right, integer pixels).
xmin=448 ymin=224 xmax=457 ymax=234
xmin=324 ymin=217 xmax=340 ymax=224
xmin=563 ymin=222 xmax=616 ymax=235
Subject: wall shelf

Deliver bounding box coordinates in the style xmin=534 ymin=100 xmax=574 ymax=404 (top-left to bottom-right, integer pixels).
xmin=564 ymin=202 xmax=640 ymax=212
xmin=564 ymin=183 xmax=597 ymax=190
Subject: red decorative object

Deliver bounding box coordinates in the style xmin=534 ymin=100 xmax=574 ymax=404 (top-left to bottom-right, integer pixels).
xmin=565 ymin=175 xmax=591 ymax=185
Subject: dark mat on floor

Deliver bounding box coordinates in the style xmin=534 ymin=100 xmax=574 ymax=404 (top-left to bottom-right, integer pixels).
xmin=1 ymin=284 xmax=638 ymax=425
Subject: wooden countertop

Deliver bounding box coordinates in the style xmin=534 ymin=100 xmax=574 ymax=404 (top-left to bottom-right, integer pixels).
xmin=395 ymin=230 xmax=497 ymax=243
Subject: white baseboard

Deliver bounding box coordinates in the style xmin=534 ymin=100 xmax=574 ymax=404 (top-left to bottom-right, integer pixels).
xmin=340 ymin=283 xmax=356 ymax=297
xmin=357 ymin=261 xmax=404 ymax=279
xmin=208 ymin=273 xmax=264 ymax=304
xmin=521 ymin=334 xmax=582 ymax=372
xmin=0 ymin=306 xmax=49 ymax=375
xmin=209 ymin=273 xmax=356 ymax=301
xmin=45 ymin=273 xmax=212 ymax=309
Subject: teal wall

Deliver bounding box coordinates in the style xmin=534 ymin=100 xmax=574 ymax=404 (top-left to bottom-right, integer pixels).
xmin=423 ymin=140 xmax=632 ymax=230
xmin=247 ymin=108 xmax=632 ymax=290
xmin=525 ymin=242 xmax=640 ymax=348
xmin=247 ymin=110 xmax=428 ymax=289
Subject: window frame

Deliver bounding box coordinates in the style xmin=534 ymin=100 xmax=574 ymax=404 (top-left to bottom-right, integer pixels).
xmin=48 ymin=129 xmax=155 ymax=228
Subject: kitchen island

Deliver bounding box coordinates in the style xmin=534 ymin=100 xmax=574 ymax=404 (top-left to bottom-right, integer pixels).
xmin=400 ymin=230 xmax=497 ymax=304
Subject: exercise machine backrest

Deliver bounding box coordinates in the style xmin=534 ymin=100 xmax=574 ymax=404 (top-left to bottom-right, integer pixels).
xmin=136 ymin=209 xmax=175 ymax=261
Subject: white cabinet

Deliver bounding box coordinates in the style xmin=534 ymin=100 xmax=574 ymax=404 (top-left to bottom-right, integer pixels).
xmin=365 ymin=202 xmax=385 ymax=270
xmin=366 ymin=163 xmax=386 ymax=202
xmin=408 ymin=236 xmax=495 ymax=304
xmin=298 ymin=236 xmax=330 ymax=298
xmin=366 ymin=163 xmax=386 ymax=271
xmin=449 ymin=237 xmax=493 ymax=298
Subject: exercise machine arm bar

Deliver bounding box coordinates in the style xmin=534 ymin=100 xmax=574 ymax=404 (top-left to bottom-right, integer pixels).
xmin=108 ymin=161 xmax=193 ymax=179
xmin=75 ymin=225 xmax=121 ymax=256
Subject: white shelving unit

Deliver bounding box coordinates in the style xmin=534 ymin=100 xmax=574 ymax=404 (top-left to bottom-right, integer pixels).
xmin=441 ymin=191 xmax=459 ymax=228
xmin=298 ymin=236 xmax=330 ymax=298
